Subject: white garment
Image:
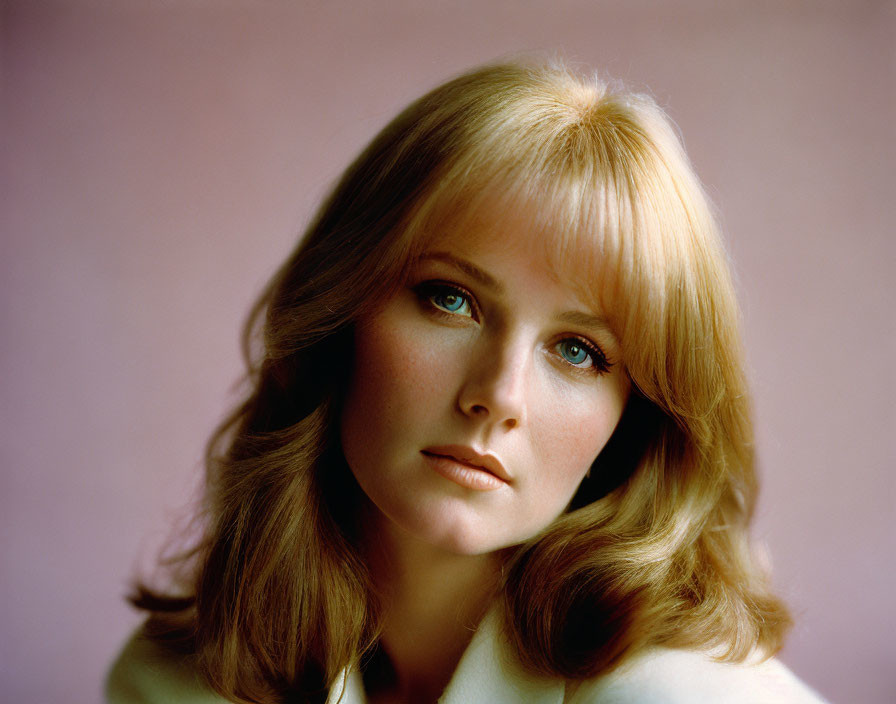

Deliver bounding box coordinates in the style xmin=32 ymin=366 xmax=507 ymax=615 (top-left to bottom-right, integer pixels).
xmin=107 ymin=611 xmax=829 ymax=704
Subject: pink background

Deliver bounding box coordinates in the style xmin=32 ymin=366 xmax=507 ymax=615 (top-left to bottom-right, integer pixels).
xmin=2 ymin=2 xmax=894 ymax=702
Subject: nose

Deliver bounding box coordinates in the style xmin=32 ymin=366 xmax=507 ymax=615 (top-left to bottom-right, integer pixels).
xmin=456 ymin=335 xmax=528 ymax=431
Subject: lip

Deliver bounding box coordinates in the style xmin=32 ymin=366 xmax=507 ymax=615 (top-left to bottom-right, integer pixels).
xmin=421 ymin=445 xmax=511 ymax=491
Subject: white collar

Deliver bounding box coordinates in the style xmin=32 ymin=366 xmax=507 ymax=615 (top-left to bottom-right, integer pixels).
xmin=325 ymin=610 xmax=565 ymax=704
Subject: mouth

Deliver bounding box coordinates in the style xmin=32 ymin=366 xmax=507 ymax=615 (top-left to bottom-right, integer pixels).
xmin=421 ymin=445 xmax=510 ymax=491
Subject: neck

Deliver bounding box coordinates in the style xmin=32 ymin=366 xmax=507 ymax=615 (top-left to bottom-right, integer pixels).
xmin=362 ymin=511 xmax=502 ymax=703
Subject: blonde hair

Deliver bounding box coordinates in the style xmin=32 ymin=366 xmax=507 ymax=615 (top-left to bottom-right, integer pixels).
xmin=132 ymin=58 xmax=790 ymax=702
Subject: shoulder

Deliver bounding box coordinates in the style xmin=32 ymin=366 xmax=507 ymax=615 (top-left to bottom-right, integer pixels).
xmin=105 ymin=625 xmax=229 ymax=704
xmin=566 ymin=648 xmax=829 ymax=704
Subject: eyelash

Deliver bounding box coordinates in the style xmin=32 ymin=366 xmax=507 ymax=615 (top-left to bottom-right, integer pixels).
xmin=412 ymin=280 xmax=613 ymax=376
xmin=556 ymin=337 xmax=612 ymax=375
xmin=414 ymin=280 xmax=479 ymax=321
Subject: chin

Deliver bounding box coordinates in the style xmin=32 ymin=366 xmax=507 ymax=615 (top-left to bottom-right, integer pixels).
xmin=389 ymin=502 xmax=517 ymax=557
xmin=428 ymin=531 xmax=507 ymax=557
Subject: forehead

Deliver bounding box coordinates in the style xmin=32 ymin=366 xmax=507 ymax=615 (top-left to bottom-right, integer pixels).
xmin=413 ymin=189 xmax=619 ymax=315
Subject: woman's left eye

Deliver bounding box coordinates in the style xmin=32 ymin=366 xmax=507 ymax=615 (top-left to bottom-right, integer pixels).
xmin=555 ymin=338 xmax=611 ymax=374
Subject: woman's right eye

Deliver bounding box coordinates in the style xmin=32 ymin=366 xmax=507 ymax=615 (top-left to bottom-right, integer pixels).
xmin=415 ymin=282 xmax=476 ymax=319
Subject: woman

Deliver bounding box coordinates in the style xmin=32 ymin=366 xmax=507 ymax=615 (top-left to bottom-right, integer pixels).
xmin=107 ymin=59 xmax=827 ymax=703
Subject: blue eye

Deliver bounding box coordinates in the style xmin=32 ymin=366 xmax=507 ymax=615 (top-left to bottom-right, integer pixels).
xmin=558 ymin=339 xmax=591 ymax=367
xmin=434 ymin=290 xmax=469 ymax=314
xmin=419 ymin=282 xmax=475 ymax=318
xmin=555 ymin=338 xmax=612 ymax=375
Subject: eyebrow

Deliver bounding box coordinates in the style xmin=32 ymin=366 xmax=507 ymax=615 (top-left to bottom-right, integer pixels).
xmin=557 ymin=311 xmax=619 ymax=348
xmin=419 ymin=250 xmax=619 ymax=346
xmin=419 ymin=251 xmax=505 ymax=295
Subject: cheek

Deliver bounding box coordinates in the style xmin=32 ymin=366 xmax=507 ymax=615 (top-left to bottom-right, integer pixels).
xmin=537 ymin=421 xmax=601 ymax=489
xmin=341 ymin=308 xmax=456 ymax=458
xmin=342 ymin=322 xmax=403 ymax=454
xmin=532 ymin=380 xmax=629 ymax=490
xmin=350 ymin=318 xmax=442 ymax=409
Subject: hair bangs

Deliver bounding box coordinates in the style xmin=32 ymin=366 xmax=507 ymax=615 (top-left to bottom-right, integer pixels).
xmin=395 ymin=111 xmax=655 ymax=341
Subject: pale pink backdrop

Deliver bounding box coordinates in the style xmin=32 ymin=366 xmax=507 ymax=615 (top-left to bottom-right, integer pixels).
xmin=2 ymin=1 xmax=894 ymax=702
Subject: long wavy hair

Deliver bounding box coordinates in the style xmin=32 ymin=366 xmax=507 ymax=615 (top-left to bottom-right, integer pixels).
xmin=131 ymin=58 xmax=791 ymax=703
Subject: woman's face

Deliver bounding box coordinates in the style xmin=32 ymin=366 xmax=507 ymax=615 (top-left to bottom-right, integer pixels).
xmin=340 ymin=208 xmax=630 ymax=555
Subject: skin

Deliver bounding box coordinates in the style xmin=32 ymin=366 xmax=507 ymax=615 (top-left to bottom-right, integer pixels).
xmin=340 ymin=208 xmax=630 ymax=703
